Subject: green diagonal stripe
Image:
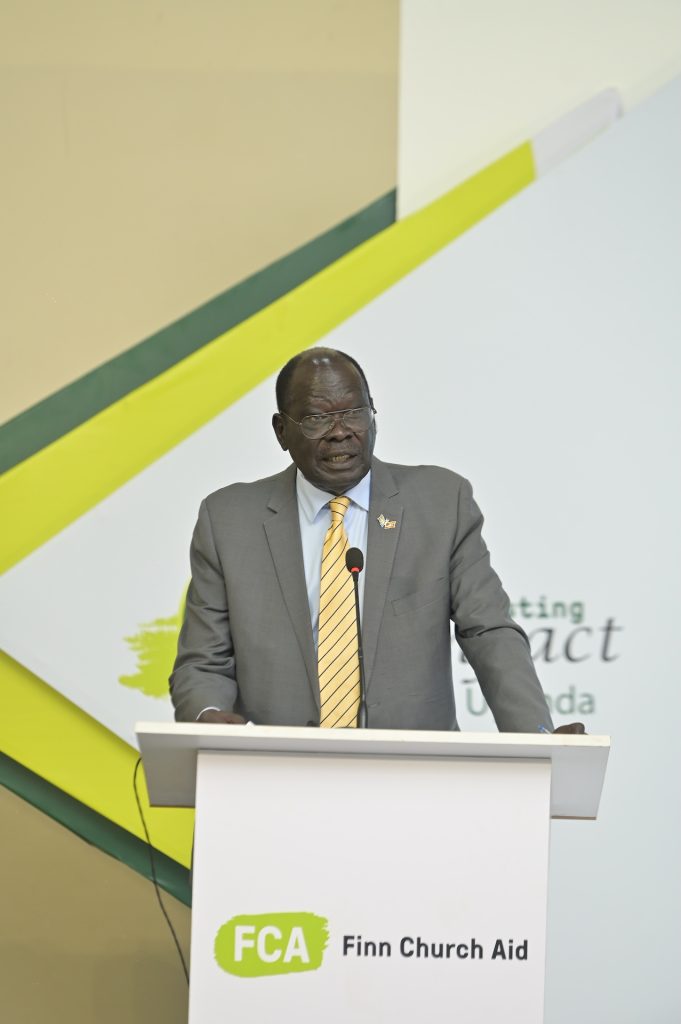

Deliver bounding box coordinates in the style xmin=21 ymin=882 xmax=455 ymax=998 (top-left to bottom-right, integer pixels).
xmin=0 ymin=191 xmax=396 ymax=474
xmin=2 ymin=144 xmax=535 ymax=576
xmin=0 ymin=751 xmax=191 ymax=906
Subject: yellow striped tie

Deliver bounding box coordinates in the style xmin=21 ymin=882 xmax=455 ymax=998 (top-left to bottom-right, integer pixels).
xmin=318 ymin=496 xmax=360 ymax=728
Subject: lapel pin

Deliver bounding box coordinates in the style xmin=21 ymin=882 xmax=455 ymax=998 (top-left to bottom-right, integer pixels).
xmin=377 ymin=513 xmax=397 ymax=530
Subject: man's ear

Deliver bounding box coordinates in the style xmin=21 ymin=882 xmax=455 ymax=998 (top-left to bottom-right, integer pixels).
xmin=272 ymin=412 xmax=288 ymax=451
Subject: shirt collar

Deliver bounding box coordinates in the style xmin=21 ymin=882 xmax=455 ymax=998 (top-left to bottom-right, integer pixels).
xmin=296 ymin=468 xmax=371 ymax=524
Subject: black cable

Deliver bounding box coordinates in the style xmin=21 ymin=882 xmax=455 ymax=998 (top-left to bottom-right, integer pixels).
xmin=133 ymin=757 xmax=189 ymax=984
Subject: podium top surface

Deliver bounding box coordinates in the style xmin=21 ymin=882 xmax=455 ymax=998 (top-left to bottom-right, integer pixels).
xmin=136 ymin=723 xmax=610 ymax=819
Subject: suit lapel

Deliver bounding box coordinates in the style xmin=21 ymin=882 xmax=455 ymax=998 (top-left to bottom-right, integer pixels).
xmin=363 ymin=458 xmax=402 ymax=690
xmin=263 ymin=467 xmax=320 ymax=710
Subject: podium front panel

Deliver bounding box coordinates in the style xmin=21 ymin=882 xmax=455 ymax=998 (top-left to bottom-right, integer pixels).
xmin=188 ymin=750 xmax=551 ymax=1024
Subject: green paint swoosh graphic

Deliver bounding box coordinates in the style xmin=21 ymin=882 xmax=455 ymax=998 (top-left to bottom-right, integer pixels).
xmin=119 ymin=592 xmax=185 ymax=697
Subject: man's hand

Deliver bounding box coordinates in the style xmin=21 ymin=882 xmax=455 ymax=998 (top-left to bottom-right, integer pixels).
xmin=553 ymin=722 xmax=586 ymax=734
xmin=197 ymin=709 xmax=247 ymax=725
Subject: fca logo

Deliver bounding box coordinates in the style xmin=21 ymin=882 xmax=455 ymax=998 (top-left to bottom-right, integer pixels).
xmin=215 ymin=912 xmax=329 ymax=977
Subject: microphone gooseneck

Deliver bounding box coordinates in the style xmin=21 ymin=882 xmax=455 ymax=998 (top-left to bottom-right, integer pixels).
xmin=345 ymin=547 xmax=368 ymax=728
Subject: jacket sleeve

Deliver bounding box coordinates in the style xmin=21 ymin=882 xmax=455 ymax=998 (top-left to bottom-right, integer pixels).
xmin=169 ymin=499 xmax=238 ymax=721
xmin=451 ymin=478 xmax=553 ymax=733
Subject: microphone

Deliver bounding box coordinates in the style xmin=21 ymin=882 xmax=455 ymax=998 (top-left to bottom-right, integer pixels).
xmin=345 ymin=547 xmax=368 ymax=728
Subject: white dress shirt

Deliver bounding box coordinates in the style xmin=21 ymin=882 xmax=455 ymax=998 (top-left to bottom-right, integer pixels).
xmin=295 ymin=468 xmax=370 ymax=648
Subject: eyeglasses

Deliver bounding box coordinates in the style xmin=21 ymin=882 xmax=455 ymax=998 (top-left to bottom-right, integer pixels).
xmin=281 ymin=405 xmax=376 ymax=440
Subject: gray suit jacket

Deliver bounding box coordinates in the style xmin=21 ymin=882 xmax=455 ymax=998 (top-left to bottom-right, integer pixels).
xmin=170 ymin=458 xmax=553 ymax=732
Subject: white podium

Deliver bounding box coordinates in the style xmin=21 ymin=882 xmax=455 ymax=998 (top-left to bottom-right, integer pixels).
xmin=137 ymin=724 xmax=609 ymax=1024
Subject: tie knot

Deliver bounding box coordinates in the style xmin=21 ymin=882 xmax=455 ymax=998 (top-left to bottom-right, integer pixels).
xmin=328 ymin=496 xmax=351 ymax=525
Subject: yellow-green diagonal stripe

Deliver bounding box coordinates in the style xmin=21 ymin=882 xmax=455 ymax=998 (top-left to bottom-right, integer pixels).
xmin=0 ymin=192 xmax=396 ymax=474
xmin=1 ymin=652 xmax=194 ymax=868
xmin=1 ymin=144 xmax=534 ymax=576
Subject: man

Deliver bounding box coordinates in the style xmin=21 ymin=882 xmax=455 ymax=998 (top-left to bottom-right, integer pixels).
xmin=170 ymin=347 xmax=582 ymax=734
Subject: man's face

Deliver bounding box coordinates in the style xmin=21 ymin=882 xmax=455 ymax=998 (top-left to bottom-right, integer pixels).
xmin=272 ymin=357 xmax=376 ymax=494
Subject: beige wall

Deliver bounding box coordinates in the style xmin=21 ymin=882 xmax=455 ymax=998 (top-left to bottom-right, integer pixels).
xmin=0 ymin=0 xmax=399 ymax=421
xmin=0 ymin=787 xmax=191 ymax=1023
xmin=0 ymin=5 xmax=398 ymax=1022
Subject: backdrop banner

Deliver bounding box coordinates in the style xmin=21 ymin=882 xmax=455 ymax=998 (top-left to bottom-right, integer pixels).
xmin=1 ymin=77 xmax=679 ymax=1024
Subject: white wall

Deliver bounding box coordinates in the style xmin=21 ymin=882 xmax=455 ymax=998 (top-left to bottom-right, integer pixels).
xmin=398 ymin=0 xmax=681 ymax=215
